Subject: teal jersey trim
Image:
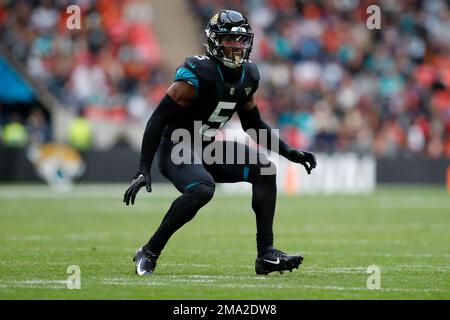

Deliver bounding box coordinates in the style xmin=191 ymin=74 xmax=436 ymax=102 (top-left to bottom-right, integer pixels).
xmin=240 ymin=67 xmax=246 ymax=85
xmin=185 ymin=182 xmax=202 ymax=191
xmin=215 ymin=64 xmax=225 ymax=83
xmin=174 ymin=67 xmax=199 ymax=97
xmin=243 ymin=166 xmax=250 ymax=181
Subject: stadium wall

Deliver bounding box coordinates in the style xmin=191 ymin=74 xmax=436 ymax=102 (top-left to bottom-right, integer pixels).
xmin=0 ymin=147 xmax=448 ymax=189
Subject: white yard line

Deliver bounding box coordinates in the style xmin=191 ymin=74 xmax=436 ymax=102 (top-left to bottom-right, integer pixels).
xmin=180 ymin=248 xmax=450 ymax=259
xmin=1 ymin=259 xmax=449 ymax=273
xmin=1 ymin=277 xmax=448 ymax=294
xmin=101 ymin=279 xmax=450 ymax=293
xmin=304 ymin=250 xmax=450 ymax=259
xmin=0 ymin=280 xmax=68 ymax=290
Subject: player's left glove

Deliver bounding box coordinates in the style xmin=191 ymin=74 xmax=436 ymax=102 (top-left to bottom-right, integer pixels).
xmin=284 ymin=148 xmax=317 ymax=175
xmin=123 ymin=166 xmax=152 ymax=206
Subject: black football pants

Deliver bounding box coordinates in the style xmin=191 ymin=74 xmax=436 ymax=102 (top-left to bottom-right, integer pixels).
xmin=145 ymin=137 xmax=277 ymax=257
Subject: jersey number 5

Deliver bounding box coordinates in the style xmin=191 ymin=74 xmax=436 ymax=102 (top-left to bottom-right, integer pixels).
xmin=194 ymin=55 xmax=210 ymax=60
xmin=200 ymin=101 xmax=236 ymax=137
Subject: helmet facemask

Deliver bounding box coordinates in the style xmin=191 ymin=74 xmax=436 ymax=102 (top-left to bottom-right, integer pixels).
xmin=206 ymin=26 xmax=254 ymax=69
xmin=219 ymin=31 xmax=253 ymax=68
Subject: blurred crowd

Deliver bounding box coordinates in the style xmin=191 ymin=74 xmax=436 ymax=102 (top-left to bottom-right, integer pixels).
xmin=0 ymin=0 xmax=172 ymax=149
xmin=191 ymin=0 xmax=450 ymax=158
xmin=1 ymin=0 xmax=449 ymax=158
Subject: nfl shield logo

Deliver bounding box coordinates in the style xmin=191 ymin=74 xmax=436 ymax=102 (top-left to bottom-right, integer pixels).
xmin=245 ymin=87 xmax=252 ymax=96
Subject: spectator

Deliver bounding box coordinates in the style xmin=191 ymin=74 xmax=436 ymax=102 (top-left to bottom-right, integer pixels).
xmin=188 ymin=0 xmax=450 ymax=158
xmin=26 ymin=109 xmax=50 ymax=145
xmin=1 ymin=0 xmax=449 ymax=159
xmin=0 ymin=0 xmax=170 ymax=136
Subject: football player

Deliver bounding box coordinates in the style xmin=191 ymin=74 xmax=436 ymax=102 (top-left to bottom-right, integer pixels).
xmin=123 ymin=10 xmax=316 ymax=275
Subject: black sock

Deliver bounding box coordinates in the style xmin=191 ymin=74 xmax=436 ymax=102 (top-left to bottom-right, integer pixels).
xmin=256 ymin=234 xmax=274 ymax=257
xmin=146 ymin=183 xmax=215 ymax=253
xmin=252 ymin=173 xmax=276 ymax=257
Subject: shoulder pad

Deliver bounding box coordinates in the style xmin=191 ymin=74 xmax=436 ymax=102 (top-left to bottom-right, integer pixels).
xmin=244 ymin=61 xmax=260 ymax=83
xmin=183 ymin=55 xmax=218 ymax=82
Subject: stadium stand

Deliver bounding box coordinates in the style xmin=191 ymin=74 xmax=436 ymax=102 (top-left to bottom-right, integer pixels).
xmin=0 ymin=0 xmax=449 ymax=159
xmin=190 ymin=0 xmax=450 ymax=158
xmin=0 ymin=0 xmax=171 ymax=149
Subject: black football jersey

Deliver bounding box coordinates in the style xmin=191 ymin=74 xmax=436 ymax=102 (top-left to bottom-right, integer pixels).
xmin=163 ymin=54 xmax=259 ymax=139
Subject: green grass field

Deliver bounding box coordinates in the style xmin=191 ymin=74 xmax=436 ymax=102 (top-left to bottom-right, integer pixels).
xmin=0 ymin=184 xmax=449 ymax=299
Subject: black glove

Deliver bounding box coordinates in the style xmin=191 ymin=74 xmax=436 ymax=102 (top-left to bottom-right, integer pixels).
xmin=123 ymin=166 xmax=152 ymax=206
xmin=285 ymin=148 xmax=317 ymax=175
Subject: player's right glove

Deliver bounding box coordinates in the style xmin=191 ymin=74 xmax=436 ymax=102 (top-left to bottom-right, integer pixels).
xmin=123 ymin=166 xmax=152 ymax=206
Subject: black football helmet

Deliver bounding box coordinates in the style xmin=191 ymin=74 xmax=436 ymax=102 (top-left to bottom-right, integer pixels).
xmin=205 ymin=10 xmax=254 ymax=69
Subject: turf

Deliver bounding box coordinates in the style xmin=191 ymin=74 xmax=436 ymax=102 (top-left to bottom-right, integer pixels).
xmin=0 ymin=184 xmax=449 ymax=299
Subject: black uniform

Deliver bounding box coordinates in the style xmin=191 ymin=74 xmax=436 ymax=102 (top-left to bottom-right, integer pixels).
xmin=127 ymin=9 xmax=311 ymax=276
xmin=140 ymin=55 xmax=277 ymax=255
xmin=164 ymin=54 xmax=259 ymax=139
xmin=158 ymin=54 xmax=272 ymax=193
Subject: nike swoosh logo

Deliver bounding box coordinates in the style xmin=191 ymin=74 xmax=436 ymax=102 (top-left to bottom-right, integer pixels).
xmin=263 ymin=258 xmax=280 ymax=265
xmin=136 ymin=259 xmax=146 ymax=275
xmin=188 ymin=62 xmax=196 ymax=69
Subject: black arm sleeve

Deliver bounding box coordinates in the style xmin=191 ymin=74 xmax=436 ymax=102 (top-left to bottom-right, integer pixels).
xmin=138 ymin=94 xmax=184 ymax=170
xmin=237 ymin=106 xmax=297 ymax=158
